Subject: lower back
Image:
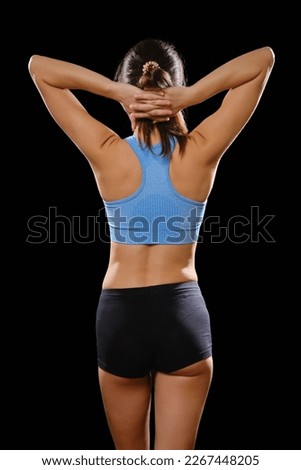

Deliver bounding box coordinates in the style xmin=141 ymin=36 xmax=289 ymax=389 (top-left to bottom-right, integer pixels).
xmin=102 ymin=242 xmax=198 ymax=288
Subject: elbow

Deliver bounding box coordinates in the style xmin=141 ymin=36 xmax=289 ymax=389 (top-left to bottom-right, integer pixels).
xmin=28 ymin=54 xmax=42 ymax=78
xmin=253 ymin=47 xmax=275 ymax=80
xmin=262 ymin=46 xmax=275 ymax=70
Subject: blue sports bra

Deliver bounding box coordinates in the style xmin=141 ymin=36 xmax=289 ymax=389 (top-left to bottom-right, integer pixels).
xmin=103 ymin=135 xmax=207 ymax=245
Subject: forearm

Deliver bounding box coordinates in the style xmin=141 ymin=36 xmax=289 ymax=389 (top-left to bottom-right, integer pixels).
xmin=187 ymin=47 xmax=275 ymax=106
xmin=28 ymin=55 xmax=117 ymax=99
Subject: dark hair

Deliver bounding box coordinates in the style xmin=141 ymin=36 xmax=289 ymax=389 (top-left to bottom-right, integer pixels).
xmin=114 ymin=38 xmax=188 ymax=157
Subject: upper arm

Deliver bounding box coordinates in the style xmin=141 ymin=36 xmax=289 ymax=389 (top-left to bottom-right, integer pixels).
xmin=190 ymin=68 xmax=271 ymax=163
xmin=31 ymin=76 xmax=119 ymax=167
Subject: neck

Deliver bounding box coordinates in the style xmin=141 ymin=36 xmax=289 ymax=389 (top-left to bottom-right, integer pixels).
xmin=134 ymin=127 xmax=161 ymax=145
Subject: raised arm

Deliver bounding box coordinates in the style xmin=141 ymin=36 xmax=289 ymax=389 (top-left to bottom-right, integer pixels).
xmin=28 ymin=56 xmax=168 ymax=168
xmin=131 ymin=47 xmax=275 ymax=163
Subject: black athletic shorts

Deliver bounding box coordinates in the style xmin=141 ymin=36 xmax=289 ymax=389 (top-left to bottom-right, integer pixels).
xmin=95 ymin=281 xmax=212 ymax=378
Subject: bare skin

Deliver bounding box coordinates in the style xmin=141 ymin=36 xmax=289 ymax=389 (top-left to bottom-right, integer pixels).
xmin=28 ymin=47 xmax=275 ymax=449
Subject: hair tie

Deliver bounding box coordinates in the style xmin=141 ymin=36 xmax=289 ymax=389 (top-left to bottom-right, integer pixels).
xmin=142 ymin=61 xmax=160 ymax=75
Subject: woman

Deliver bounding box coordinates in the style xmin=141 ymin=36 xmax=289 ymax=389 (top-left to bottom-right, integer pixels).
xmin=28 ymin=38 xmax=275 ymax=450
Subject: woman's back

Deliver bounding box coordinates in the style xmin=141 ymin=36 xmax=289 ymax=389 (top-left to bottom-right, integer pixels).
xmin=97 ymin=131 xmax=214 ymax=203
xmin=96 ymin=130 xmax=214 ymax=288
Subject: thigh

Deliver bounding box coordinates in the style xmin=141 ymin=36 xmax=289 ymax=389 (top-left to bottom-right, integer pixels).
xmin=154 ymin=357 xmax=213 ymax=450
xmin=98 ymin=368 xmax=152 ymax=450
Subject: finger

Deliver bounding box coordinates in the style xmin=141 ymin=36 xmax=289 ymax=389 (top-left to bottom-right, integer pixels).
xmin=130 ymin=105 xmax=172 ymax=115
xmin=148 ymin=109 xmax=173 ymax=117
xmin=140 ymin=99 xmax=170 ymax=106
xmin=130 ymin=112 xmax=151 ymax=119
xmin=153 ymin=117 xmax=170 ymax=123
xmin=131 ymin=99 xmax=170 ymax=109
xmin=131 ymin=111 xmax=172 ymax=119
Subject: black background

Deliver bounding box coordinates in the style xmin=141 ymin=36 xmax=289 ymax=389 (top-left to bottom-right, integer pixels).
xmin=4 ymin=5 xmax=298 ymax=450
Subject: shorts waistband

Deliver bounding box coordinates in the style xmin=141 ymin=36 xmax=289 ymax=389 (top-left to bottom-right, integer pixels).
xmin=101 ymin=280 xmax=199 ymax=296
